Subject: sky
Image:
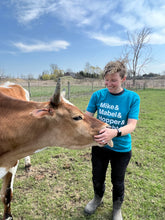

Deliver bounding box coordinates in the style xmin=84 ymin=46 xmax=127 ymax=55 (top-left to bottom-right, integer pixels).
xmin=0 ymin=0 xmax=165 ymax=78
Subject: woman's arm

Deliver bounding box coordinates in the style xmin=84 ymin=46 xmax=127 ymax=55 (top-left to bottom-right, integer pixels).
xmin=117 ymin=118 xmax=137 ymax=136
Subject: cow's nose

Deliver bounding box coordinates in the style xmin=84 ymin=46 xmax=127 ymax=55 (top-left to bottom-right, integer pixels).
xmin=102 ymin=123 xmax=111 ymax=129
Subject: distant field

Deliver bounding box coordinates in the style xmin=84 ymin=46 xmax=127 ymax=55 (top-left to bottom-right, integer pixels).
xmin=0 ymin=87 xmax=165 ymax=220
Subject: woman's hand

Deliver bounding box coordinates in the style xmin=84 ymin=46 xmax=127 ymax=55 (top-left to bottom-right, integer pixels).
xmin=94 ymin=128 xmax=117 ymax=146
xmin=94 ymin=119 xmax=138 ymax=146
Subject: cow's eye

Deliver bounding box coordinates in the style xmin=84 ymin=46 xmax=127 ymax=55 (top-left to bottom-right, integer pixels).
xmin=73 ymin=116 xmax=83 ymax=121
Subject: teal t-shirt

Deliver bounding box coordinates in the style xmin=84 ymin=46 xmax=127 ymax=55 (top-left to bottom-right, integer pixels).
xmin=86 ymin=88 xmax=140 ymax=152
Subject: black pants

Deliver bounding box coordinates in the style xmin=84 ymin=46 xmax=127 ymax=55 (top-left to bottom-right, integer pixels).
xmin=91 ymin=146 xmax=132 ymax=202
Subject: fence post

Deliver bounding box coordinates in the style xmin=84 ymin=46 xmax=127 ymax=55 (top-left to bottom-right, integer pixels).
xmin=143 ymin=81 xmax=146 ymax=90
xmin=28 ymin=80 xmax=31 ymax=97
xmin=68 ymin=81 xmax=70 ymax=100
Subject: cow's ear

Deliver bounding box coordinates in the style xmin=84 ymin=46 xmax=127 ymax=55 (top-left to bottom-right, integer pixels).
xmin=61 ymin=88 xmax=66 ymax=98
xmin=31 ymin=108 xmax=54 ymax=118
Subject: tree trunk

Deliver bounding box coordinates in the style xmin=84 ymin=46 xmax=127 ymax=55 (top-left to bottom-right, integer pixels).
xmin=133 ymin=71 xmax=136 ymax=86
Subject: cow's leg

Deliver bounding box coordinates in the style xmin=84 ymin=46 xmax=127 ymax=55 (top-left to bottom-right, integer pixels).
xmin=24 ymin=156 xmax=31 ymax=172
xmin=1 ymin=161 xmax=19 ymax=220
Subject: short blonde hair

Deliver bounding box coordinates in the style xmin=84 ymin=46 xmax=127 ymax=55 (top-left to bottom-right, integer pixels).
xmin=103 ymin=60 xmax=127 ymax=79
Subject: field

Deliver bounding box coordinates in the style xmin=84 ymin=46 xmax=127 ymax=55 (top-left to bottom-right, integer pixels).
xmin=0 ymin=83 xmax=165 ymax=220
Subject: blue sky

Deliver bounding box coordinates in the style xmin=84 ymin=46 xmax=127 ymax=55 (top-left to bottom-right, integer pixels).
xmin=0 ymin=0 xmax=165 ymax=78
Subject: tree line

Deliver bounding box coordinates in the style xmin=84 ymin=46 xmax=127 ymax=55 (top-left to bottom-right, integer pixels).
xmin=39 ymin=63 xmax=103 ymax=80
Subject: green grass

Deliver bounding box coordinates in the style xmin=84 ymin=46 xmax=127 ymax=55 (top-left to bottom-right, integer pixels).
xmin=0 ymin=88 xmax=165 ymax=219
xmin=24 ymin=83 xmax=103 ymax=102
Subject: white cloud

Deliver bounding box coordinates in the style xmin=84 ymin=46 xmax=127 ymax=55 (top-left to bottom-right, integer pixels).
xmin=13 ymin=40 xmax=70 ymax=52
xmin=8 ymin=0 xmax=165 ymax=29
xmin=90 ymin=33 xmax=128 ymax=46
xmin=11 ymin=0 xmax=115 ymax=28
xmin=112 ymin=15 xmax=143 ymax=32
xmin=12 ymin=0 xmax=57 ymax=24
xmin=111 ymin=0 xmax=165 ymax=31
xmin=150 ymin=32 xmax=165 ymax=45
xmin=60 ymin=0 xmax=114 ymax=28
xmin=7 ymin=0 xmax=165 ymax=46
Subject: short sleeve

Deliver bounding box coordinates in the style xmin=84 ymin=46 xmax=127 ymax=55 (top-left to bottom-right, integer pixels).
xmin=128 ymin=93 xmax=140 ymax=120
xmin=86 ymin=92 xmax=98 ymax=113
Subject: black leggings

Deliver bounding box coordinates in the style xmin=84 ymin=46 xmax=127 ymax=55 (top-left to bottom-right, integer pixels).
xmin=91 ymin=146 xmax=132 ymax=202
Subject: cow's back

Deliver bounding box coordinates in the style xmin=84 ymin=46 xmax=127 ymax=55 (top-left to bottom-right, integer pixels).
xmin=0 ymin=82 xmax=29 ymax=101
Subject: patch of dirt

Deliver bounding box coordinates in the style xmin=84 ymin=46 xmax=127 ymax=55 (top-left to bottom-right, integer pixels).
xmin=17 ymin=165 xmax=58 ymax=181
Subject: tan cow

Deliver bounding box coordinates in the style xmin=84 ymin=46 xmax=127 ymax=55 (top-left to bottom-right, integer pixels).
xmin=0 ymin=79 xmax=113 ymax=220
xmin=0 ymin=82 xmax=31 ymax=172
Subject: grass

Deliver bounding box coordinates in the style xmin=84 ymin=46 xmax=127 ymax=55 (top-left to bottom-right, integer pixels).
xmin=24 ymin=83 xmax=103 ymax=102
xmin=0 ymin=87 xmax=165 ymax=219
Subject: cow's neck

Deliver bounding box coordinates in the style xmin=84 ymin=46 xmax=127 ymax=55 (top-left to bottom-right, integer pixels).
xmin=0 ymin=95 xmax=51 ymax=167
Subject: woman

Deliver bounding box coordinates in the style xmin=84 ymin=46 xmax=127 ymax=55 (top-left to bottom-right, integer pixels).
xmin=84 ymin=60 xmax=140 ymax=220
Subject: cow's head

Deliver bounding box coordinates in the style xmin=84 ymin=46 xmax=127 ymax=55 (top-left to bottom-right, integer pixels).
xmin=31 ymin=78 xmax=113 ymax=149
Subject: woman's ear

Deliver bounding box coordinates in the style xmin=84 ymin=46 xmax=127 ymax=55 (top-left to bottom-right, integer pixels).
xmin=122 ymin=76 xmax=126 ymax=83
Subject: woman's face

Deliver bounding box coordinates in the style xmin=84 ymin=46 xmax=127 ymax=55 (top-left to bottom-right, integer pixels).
xmin=104 ymin=72 xmax=126 ymax=94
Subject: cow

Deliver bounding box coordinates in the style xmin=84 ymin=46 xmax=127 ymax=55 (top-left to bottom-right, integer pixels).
xmin=0 ymin=78 xmax=113 ymax=220
xmin=0 ymin=82 xmax=31 ymax=172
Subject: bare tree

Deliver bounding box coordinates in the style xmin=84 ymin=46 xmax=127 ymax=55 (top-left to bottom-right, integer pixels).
xmin=84 ymin=62 xmax=103 ymax=76
xmin=50 ymin=64 xmax=64 ymax=79
xmin=84 ymin=62 xmax=91 ymax=73
xmin=50 ymin=64 xmax=59 ymax=74
xmin=123 ymin=27 xmax=152 ymax=86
